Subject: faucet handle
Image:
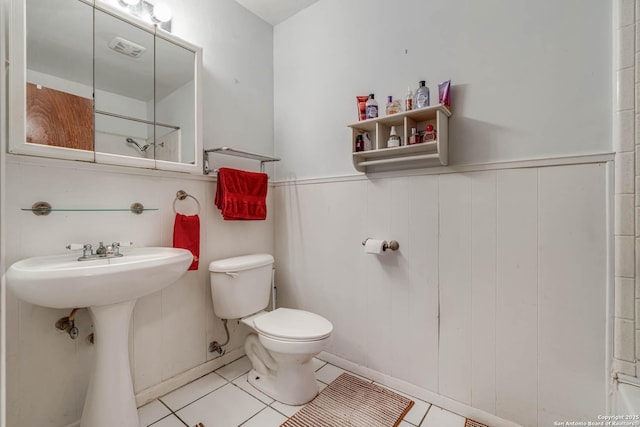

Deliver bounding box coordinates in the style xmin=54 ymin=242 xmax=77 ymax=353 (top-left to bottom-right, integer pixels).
xmin=111 ymin=242 xmax=121 ymax=256
xmin=80 ymin=244 xmax=93 ymax=259
xmin=110 ymin=241 xmax=132 ymax=257
xmin=66 ymin=243 xmax=84 ymax=251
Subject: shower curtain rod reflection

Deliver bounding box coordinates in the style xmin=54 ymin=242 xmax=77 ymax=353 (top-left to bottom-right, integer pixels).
xmin=95 ymin=110 xmax=180 ymax=130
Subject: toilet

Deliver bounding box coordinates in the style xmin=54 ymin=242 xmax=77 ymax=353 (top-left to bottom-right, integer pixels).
xmin=208 ymin=254 xmax=333 ymax=405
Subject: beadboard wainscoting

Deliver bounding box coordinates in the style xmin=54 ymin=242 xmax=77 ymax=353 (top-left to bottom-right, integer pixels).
xmin=4 ymin=157 xmax=274 ymax=426
xmin=273 ymin=161 xmax=610 ymax=427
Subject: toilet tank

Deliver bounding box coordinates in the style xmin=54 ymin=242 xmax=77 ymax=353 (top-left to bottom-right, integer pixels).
xmin=208 ymin=254 xmax=274 ymax=320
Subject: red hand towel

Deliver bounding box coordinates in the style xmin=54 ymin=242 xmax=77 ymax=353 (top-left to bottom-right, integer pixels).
xmin=215 ymin=167 xmax=268 ymax=220
xmin=173 ymin=214 xmax=200 ymax=270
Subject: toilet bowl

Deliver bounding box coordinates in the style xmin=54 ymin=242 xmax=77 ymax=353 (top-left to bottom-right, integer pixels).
xmin=209 ymin=254 xmax=333 ymax=405
xmin=242 ymin=308 xmax=332 ymax=405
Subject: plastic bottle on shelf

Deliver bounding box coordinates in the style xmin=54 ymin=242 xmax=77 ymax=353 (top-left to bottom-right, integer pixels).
xmin=355 ymin=134 xmax=364 ymax=152
xmin=405 ymin=86 xmax=413 ymax=111
xmin=365 ymin=94 xmax=378 ymax=119
xmin=423 ymin=124 xmax=437 ymax=141
xmin=414 ymin=81 xmax=430 ymax=109
xmin=387 ymin=126 xmax=401 ymax=148
xmin=408 ymin=128 xmax=419 ymax=145
xmin=386 ymin=96 xmax=401 ymax=115
xmin=363 ymin=132 xmax=372 ymax=151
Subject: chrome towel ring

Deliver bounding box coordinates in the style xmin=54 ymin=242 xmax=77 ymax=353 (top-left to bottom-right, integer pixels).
xmin=173 ymin=190 xmax=201 ymax=215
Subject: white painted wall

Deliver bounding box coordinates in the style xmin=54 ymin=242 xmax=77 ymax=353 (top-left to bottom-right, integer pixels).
xmin=273 ymin=162 xmax=609 ymax=426
xmin=273 ymin=0 xmax=612 ymax=180
xmin=1 ymin=1 xmax=7 ymax=426
xmin=272 ymin=1 xmax=612 ymax=425
xmin=166 ymin=0 xmax=274 ymax=161
xmin=3 ymin=0 xmax=274 ymax=425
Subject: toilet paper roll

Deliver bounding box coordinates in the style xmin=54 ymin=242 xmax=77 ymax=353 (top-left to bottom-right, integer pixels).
xmin=364 ymin=239 xmax=386 ymax=254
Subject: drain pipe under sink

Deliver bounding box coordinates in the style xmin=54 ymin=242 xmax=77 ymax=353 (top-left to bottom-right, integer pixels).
xmin=55 ymin=307 xmax=82 ymax=339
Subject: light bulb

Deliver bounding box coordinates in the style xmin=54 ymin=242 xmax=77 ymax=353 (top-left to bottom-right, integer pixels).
xmin=152 ymin=3 xmax=172 ymax=23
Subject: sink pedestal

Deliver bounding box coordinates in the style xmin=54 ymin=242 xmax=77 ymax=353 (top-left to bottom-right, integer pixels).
xmin=81 ymin=299 xmax=139 ymax=427
xmin=6 ymin=247 xmax=194 ymax=427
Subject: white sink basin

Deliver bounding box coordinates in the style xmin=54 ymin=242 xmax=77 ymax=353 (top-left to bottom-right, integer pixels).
xmin=7 ymin=247 xmax=193 ymax=308
xmin=6 ymin=246 xmax=193 ymax=427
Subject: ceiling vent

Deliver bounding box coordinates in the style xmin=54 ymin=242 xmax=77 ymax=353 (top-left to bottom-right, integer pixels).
xmin=108 ymin=36 xmax=147 ymax=58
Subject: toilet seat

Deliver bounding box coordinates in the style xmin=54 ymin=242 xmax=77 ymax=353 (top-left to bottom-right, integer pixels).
xmin=253 ymin=308 xmax=333 ymax=342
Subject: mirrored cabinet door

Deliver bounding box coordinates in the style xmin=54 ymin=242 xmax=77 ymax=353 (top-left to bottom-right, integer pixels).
xmin=9 ymin=0 xmax=202 ymax=172
xmin=155 ymin=35 xmax=196 ymax=167
xmin=94 ymin=9 xmax=155 ymax=166
xmin=23 ymin=0 xmax=94 ymax=159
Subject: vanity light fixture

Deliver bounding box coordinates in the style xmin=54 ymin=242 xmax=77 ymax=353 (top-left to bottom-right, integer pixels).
xmin=110 ymin=0 xmax=172 ymax=32
xmin=151 ymin=3 xmax=172 ymax=23
xmin=118 ymin=0 xmax=141 ymax=7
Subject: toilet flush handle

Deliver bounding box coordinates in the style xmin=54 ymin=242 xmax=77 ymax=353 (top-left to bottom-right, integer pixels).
xmin=225 ymin=271 xmax=239 ymax=278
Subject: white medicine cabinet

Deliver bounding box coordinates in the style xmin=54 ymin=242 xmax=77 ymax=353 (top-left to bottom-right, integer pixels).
xmin=348 ymin=104 xmax=451 ymax=173
xmin=7 ymin=0 xmax=203 ymax=173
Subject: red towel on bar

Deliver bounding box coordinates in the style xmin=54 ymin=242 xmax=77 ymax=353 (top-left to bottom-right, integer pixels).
xmin=215 ymin=167 xmax=268 ymax=220
xmin=173 ymin=214 xmax=200 ymax=270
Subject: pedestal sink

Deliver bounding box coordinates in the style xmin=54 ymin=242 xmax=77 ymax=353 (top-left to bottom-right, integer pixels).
xmin=6 ymin=247 xmax=193 ymax=427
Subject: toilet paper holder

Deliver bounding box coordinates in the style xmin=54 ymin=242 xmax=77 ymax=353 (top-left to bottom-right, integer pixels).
xmin=361 ymin=238 xmax=400 ymax=251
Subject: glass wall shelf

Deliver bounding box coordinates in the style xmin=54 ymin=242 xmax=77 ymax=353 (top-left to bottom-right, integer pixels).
xmin=22 ymin=202 xmax=157 ymax=216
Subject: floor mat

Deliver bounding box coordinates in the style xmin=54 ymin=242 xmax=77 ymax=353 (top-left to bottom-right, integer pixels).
xmin=281 ymin=373 xmax=414 ymax=427
xmin=465 ymin=418 xmax=490 ymax=427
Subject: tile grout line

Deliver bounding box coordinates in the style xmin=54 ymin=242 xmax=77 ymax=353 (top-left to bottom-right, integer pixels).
xmin=145 ymin=359 xmax=466 ymax=427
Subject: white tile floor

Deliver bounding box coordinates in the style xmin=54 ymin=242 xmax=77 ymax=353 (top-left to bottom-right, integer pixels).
xmin=137 ymin=356 xmax=469 ymax=427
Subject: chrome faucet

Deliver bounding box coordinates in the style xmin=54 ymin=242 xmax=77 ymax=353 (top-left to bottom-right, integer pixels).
xmin=95 ymin=242 xmax=107 ymax=256
xmin=67 ymin=242 xmax=128 ymax=261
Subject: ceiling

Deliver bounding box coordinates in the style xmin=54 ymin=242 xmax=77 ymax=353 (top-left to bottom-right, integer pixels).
xmin=232 ymin=0 xmax=320 ymax=25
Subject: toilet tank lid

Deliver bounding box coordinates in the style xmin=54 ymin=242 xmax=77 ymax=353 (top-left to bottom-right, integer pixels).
xmin=209 ymin=254 xmax=274 ymax=272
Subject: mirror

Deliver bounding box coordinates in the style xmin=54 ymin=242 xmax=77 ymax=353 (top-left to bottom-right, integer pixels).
xmin=155 ymin=36 xmax=196 ymax=165
xmin=25 ymin=0 xmax=94 ymax=156
xmin=10 ymin=0 xmax=202 ymax=172
xmin=94 ymin=8 xmax=155 ymax=166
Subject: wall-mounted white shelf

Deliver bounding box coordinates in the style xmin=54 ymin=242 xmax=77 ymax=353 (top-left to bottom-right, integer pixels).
xmin=348 ymin=104 xmax=451 ymax=173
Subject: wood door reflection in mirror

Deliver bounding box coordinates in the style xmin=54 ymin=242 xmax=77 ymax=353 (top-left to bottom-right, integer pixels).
xmin=26 ymin=83 xmax=94 ymax=150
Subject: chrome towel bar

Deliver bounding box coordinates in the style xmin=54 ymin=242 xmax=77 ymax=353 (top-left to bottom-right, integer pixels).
xmin=203 ymin=147 xmax=281 ymax=175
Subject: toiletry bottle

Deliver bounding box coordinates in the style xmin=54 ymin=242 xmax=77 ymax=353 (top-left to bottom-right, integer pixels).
xmin=391 ymin=98 xmax=401 ymax=114
xmin=387 ymin=126 xmax=401 ymax=148
xmin=355 ymin=134 xmax=364 ymax=152
xmin=365 ymin=94 xmax=378 ymax=119
xmin=363 ymin=133 xmax=372 ymax=151
xmin=405 ymin=86 xmax=413 ymax=111
xmin=386 ymin=96 xmax=401 ymax=115
xmin=408 ymin=128 xmax=419 ymax=145
xmin=414 ymin=80 xmax=430 ymax=109
xmin=423 ymin=124 xmax=436 ymax=142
